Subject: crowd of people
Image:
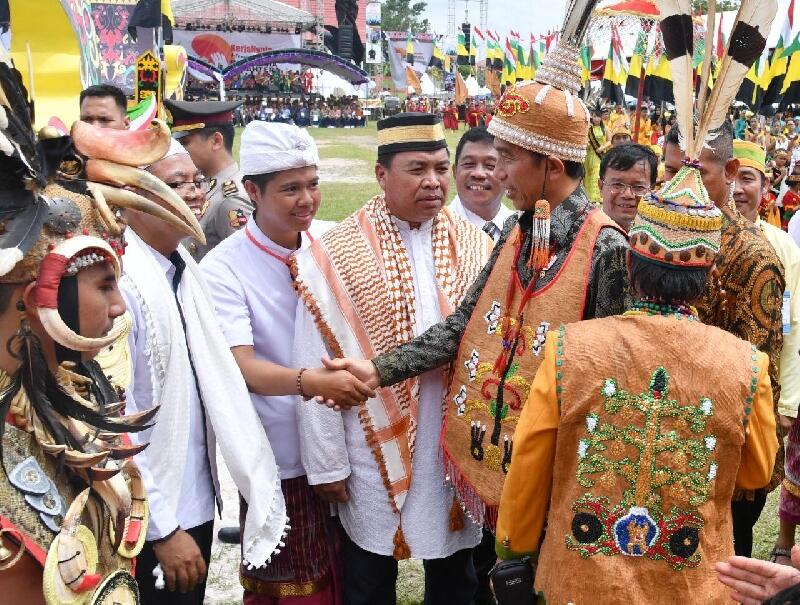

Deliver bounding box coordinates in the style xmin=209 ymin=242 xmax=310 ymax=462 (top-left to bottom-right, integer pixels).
xmin=12 ymin=0 xmax=800 ymax=603
xmin=228 ymin=96 xmax=367 ymax=128
xmin=225 ymin=66 xmax=315 ymax=95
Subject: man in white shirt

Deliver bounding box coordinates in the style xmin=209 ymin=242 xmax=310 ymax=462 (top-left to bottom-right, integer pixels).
xmin=448 ymin=126 xmax=512 ymax=243
xmin=293 ymin=113 xmax=492 ymax=604
xmin=122 ymin=141 xmax=288 ymax=605
xmin=200 ymin=121 xmax=373 ymax=603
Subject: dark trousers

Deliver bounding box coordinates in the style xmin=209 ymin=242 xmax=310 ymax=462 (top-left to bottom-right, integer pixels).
xmin=731 ymin=493 xmax=768 ymax=556
xmin=135 ymin=521 xmax=214 ymax=605
xmin=342 ymin=531 xmax=478 ymax=605
xmin=473 ymin=528 xmax=498 ymax=605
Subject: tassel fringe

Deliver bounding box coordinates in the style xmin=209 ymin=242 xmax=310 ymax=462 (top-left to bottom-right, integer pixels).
xmin=449 ymin=494 xmax=465 ymax=531
xmin=527 ymin=199 xmax=551 ymax=271
xmin=392 ymin=524 xmax=411 ymax=560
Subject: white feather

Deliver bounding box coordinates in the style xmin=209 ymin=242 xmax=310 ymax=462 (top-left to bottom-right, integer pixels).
xmin=692 ymin=0 xmax=778 ymax=158
xmin=0 ymin=248 xmax=23 ymax=277
xmin=653 ymin=0 xmax=695 ymax=153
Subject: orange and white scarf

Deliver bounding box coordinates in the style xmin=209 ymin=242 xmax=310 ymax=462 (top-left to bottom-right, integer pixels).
xmin=292 ymin=195 xmax=489 ymax=518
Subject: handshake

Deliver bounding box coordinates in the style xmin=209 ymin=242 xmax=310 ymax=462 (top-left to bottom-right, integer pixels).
xmin=301 ymin=357 xmax=381 ymax=410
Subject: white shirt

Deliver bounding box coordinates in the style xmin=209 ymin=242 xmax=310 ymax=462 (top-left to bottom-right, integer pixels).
xmin=121 ymin=242 xmax=215 ymax=540
xmin=789 ymin=212 xmax=800 ymax=248
xmin=295 ymin=217 xmax=482 ymax=559
xmin=449 ymin=195 xmax=514 ymax=242
xmin=200 ymin=216 xmax=333 ymax=479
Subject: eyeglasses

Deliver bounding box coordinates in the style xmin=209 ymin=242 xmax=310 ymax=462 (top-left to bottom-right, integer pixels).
xmin=601 ymin=181 xmax=649 ymax=197
xmin=165 ymin=179 xmax=211 ymax=194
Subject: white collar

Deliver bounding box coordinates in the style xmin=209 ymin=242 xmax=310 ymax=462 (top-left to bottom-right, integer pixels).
xmin=245 ymin=215 xmax=312 ymax=256
xmin=451 ymin=195 xmax=507 ymax=228
xmin=391 ymin=214 xmax=434 ymax=235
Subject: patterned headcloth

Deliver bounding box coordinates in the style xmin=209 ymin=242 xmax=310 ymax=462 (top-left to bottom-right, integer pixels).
xmin=733 ymin=140 xmax=766 ymax=175
xmin=629 ymin=168 xmax=723 ymax=269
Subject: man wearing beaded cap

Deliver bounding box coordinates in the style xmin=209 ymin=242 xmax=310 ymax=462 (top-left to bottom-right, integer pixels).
xmin=0 ymin=58 xmax=208 ymax=603
xmin=662 ymin=90 xmax=785 ymax=561
xmin=495 ymin=125 xmax=778 ymax=605
xmin=293 ymin=112 xmax=492 ymax=604
xmin=324 ymin=0 xmax=629 ymax=530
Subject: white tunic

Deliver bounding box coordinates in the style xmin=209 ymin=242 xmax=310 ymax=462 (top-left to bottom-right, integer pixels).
xmin=199 ymin=216 xmax=333 ymax=479
xmin=294 ymin=217 xmax=482 ymax=559
xmin=121 ymin=242 xmax=216 ymax=540
xmin=449 ymin=195 xmax=514 ymax=242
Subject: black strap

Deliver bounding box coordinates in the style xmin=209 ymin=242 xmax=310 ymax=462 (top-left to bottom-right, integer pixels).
xmin=167 ymin=251 xmax=219 ymax=510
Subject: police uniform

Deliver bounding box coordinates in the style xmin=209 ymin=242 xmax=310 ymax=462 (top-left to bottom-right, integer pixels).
xmin=165 ymin=99 xmax=255 ymax=260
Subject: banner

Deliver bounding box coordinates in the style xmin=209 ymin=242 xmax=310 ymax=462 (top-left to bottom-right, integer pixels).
xmin=91 ymin=1 xmax=139 ymax=93
xmin=172 ymin=29 xmax=300 ymax=68
xmin=365 ymin=1 xmax=381 ymax=64
xmin=386 ymin=31 xmax=433 ymax=90
xmin=11 ymin=0 xmax=100 ymax=127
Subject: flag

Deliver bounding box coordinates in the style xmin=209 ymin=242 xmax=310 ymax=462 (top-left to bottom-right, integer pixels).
xmin=510 ymin=30 xmax=522 ymax=63
xmin=455 ymin=70 xmax=468 ymax=105
xmin=127 ymin=94 xmax=158 ymax=131
xmin=486 ymin=68 xmax=502 ymax=97
xmin=457 ymin=31 xmax=469 ymax=66
xmin=643 ymin=40 xmax=674 ymax=104
xmin=601 ymin=24 xmax=628 ymax=105
xmin=625 ymin=30 xmax=648 ymax=98
xmin=429 ymin=39 xmax=444 ymax=69
xmin=406 ymin=32 xmax=414 ymax=65
xmin=470 ymin=34 xmax=478 ymax=67
xmin=737 ymin=47 xmax=770 ymax=109
xmin=764 ymin=0 xmax=796 ymax=105
xmin=405 ymin=65 xmax=422 ymax=95
xmin=580 ymin=44 xmax=592 ymax=91
xmin=128 ymin=0 xmax=173 ymax=43
xmin=474 ymin=27 xmax=486 ymax=42
xmin=490 ymin=35 xmax=503 ymax=70
xmin=502 ymin=38 xmax=517 ymax=85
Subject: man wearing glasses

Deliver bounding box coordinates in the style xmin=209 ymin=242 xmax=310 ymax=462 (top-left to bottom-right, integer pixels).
xmin=165 ymin=99 xmax=255 ymax=261
xmin=598 ymin=144 xmax=658 ymax=232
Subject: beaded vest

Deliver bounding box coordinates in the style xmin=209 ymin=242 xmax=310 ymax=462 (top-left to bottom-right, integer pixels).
xmin=534 ymin=314 xmax=759 ymax=604
xmin=442 ymin=208 xmax=619 ymax=527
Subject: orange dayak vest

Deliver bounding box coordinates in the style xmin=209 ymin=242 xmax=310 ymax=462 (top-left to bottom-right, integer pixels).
xmin=535 ymin=315 xmax=758 ymax=605
xmin=442 ymin=208 xmax=620 ymax=526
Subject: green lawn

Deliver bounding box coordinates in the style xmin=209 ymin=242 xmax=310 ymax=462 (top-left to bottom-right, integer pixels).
xmin=228 ymin=121 xmax=786 ymax=604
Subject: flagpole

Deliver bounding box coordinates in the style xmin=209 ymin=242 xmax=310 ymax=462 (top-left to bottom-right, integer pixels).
xmin=633 ymin=62 xmax=646 ymax=141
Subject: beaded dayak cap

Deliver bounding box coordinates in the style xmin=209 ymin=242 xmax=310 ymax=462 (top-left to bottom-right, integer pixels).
xmin=487 ymin=0 xmax=596 ymax=163
xmin=629 ymin=167 xmax=723 ymax=268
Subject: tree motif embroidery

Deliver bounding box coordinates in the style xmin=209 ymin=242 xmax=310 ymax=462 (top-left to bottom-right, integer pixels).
xmin=566 ymin=367 xmax=715 ymax=570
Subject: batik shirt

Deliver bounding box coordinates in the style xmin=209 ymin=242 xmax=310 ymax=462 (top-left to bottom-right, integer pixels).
xmin=373 ymin=186 xmax=629 ymax=386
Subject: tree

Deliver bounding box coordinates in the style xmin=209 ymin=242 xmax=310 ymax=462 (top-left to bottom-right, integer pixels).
xmin=381 ymin=0 xmax=430 ymax=34
xmin=690 ymin=0 xmax=741 ymax=13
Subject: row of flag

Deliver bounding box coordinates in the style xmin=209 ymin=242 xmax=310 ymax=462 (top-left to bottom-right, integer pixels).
xmin=599 ymin=0 xmax=800 ymax=112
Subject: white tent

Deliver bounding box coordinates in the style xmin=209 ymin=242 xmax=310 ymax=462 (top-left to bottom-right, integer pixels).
xmin=465 ymin=75 xmax=482 ymax=97
xmin=420 ymin=72 xmax=436 ymax=96
xmin=314 ymin=69 xmax=368 ymax=98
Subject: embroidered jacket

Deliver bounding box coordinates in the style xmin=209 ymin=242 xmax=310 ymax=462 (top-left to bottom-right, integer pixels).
xmin=373 ymin=186 xmax=629 ymax=387
xmin=496 ymin=315 xmax=777 ymax=605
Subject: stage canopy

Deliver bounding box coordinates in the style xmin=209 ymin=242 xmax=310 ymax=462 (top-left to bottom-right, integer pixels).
xmin=221 ymin=48 xmax=369 ymax=84
xmin=172 ymin=0 xmax=316 ymax=28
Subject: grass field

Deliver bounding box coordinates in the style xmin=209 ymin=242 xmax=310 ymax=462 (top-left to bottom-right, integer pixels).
xmin=207 ymin=122 xmax=787 ymax=604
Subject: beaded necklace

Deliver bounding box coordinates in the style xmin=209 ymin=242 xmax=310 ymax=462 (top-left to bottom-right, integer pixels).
xmin=624 ymin=299 xmax=699 ymax=321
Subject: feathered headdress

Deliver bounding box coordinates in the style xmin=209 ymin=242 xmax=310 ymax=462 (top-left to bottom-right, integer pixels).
xmin=0 ymin=48 xmax=204 ymax=577
xmin=657 ymin=0 xmax=776 ymax=160
xmin=629 ymin=0 xmax=778 ymax=270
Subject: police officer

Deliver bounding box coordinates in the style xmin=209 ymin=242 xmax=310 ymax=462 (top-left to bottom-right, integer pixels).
xmin=165 ymin=99 xmax=254 ymax=260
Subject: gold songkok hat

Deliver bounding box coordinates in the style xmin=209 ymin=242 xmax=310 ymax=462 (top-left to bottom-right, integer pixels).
xmin=487 ymin=1 xmax=596 ymax=163
xmin=376 ymin=112 xmax=447 ymax=156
